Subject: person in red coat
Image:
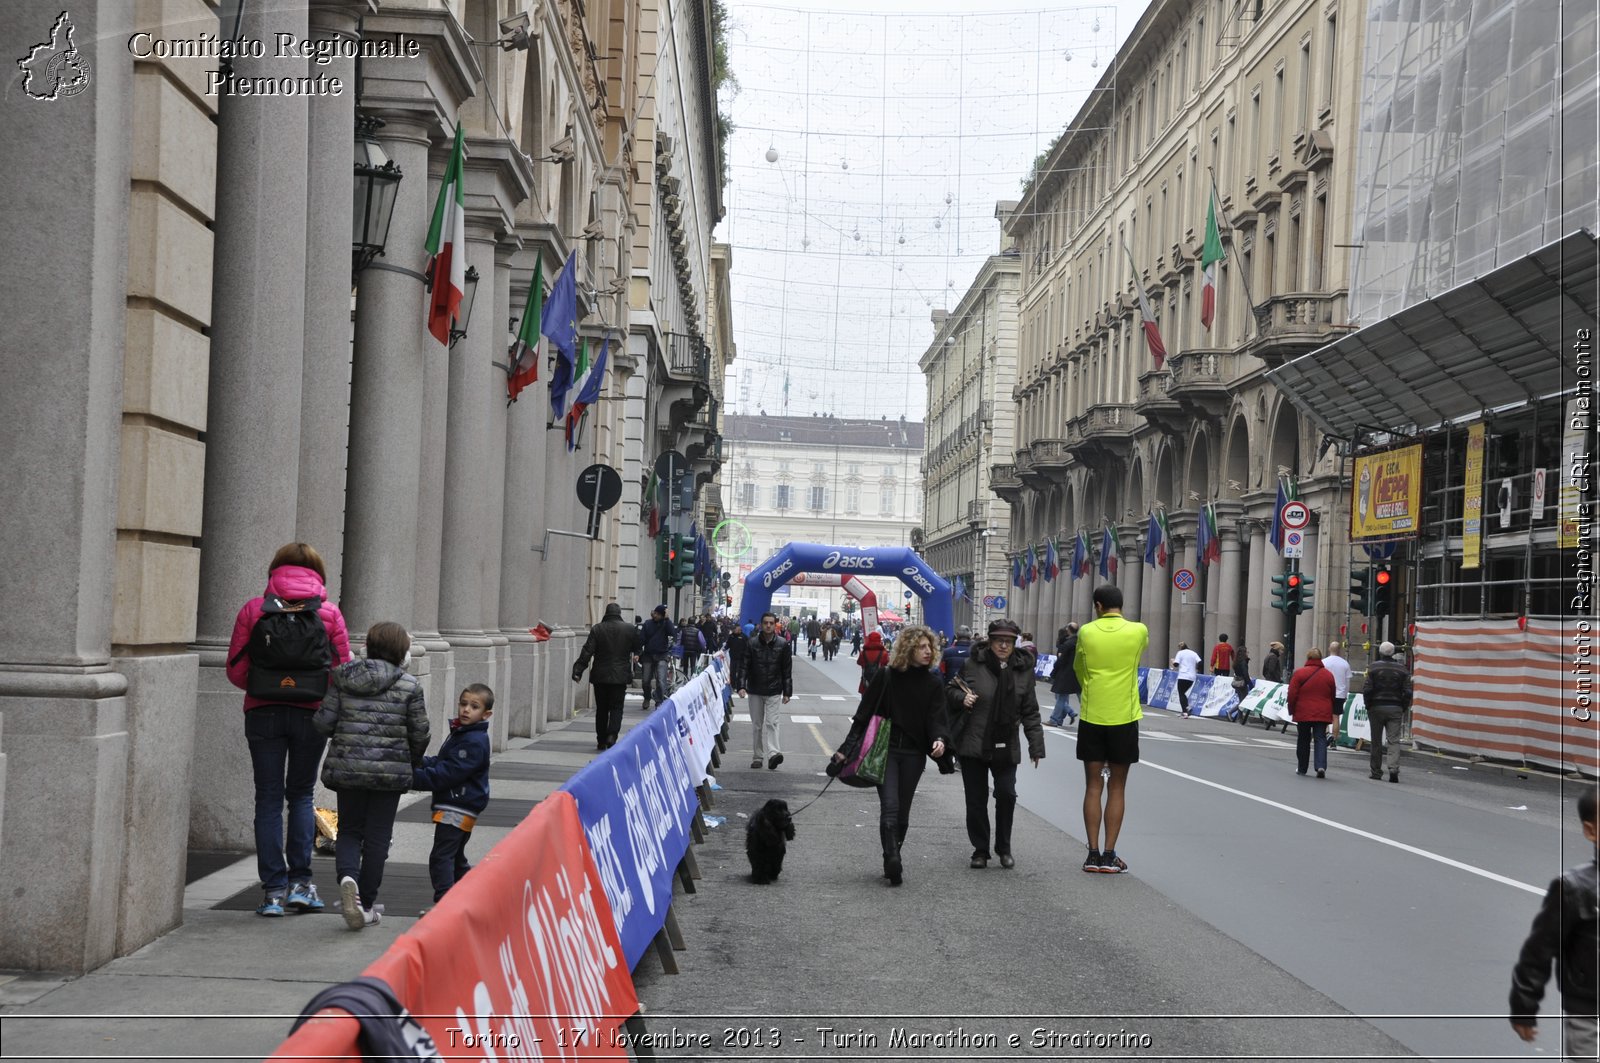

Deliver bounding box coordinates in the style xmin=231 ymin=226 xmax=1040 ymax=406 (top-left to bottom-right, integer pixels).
xmin=856 ymin=630 xmax=890 ymax=694
xmin=1287 ymin=646 xmax=1339 ymax=777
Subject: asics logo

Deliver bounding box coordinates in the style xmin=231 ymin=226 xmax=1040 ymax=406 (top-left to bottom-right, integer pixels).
xmin=823 ymin=550 xmax=875 ymax=570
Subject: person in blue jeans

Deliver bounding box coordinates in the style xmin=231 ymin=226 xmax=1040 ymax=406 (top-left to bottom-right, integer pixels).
xmin=227 ymin=543 xmax=353 ymax=917
xmin=1047 ymin=622 xmax=1081 ymax=726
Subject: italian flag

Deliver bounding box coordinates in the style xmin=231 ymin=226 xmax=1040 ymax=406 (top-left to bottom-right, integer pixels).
xmin=1200 ymin=190 xmax=1225 ymax=331
xmin=644 ymin=468 xmax=662 ymax=538
xmin=1123 ymin=242 xmax=1167 ymax=368
xmin=506 ymin=257 xmax=543 ymax=403
xmin=424 ymin=125 xmax=466 ymax=346
xmin=1156 ymin=510 xmax=1172 ymax=567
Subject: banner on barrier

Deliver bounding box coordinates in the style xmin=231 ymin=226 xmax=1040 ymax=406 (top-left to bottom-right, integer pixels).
xmin=269 ymin=791 xmax=637 ymax=1061
xmin=563 ymin=709 xmax=699 ymax=972
xmin=669 ymin=669 xmax=722 ymax=786
xmin=1034 ymin=653 xmax=1057 ymax=679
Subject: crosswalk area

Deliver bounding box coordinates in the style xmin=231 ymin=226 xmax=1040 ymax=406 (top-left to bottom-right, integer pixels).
xmin=1052 ymin=724 xmax=1296 ymax=749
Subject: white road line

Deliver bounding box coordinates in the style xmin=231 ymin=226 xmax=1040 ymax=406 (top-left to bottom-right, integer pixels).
xmin=732 ymin=713 xmax=751 ymax=723
xmin=1189 ymin=734 xmax=1247 ymax=745
xmin=1140 ymin=759 xmax=1544 ymax=895
xmin=790 ymin=714 xmax=822 ymax=724
xmin=817 ymin=695 xmax=848 ymax=702
xmin=1140 ymin=731 xmax=1193 ymax=742
xmin=1252 ymin=738 xmax=1295 ymax=748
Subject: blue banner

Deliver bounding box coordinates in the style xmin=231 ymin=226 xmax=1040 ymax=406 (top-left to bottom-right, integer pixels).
xmin=561 ymin=702 xmax=699 ymax=972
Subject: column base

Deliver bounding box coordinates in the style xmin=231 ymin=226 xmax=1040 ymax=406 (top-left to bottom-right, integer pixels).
xmin=501 ymin=630 xmax=535 ymax=738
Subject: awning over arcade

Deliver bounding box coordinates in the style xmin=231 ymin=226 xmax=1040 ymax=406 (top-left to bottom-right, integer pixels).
xmin=1266 ymin=230 xmax=1598 ymax=437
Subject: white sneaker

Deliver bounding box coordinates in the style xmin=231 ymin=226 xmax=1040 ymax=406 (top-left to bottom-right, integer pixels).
xmin=362 ymin=906 xmax=382 ymax=927
xmin=339 ymin=876 xmax=363 ymax=931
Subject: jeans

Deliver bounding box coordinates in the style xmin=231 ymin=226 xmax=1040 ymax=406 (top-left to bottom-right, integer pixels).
xmin=878 ymin=751 xmax=927 ymax=862
xmin=593 ymin=683 xmax=626 ymax=745
xmin=749 ymin=693 xmax=782 ymax=761
xmin=1048 ymin=692 xmax=1079 ymax=725
xmin=1176 ymin=678 xmax=1195 ymax=714
xmin=244 ymin=705 xmax=326 ymax=895
xmin=1296 ymin=721 xmax=1330 ymax=773
xmin=959 ymin=755 xmax=1018 ymax=858
xmin=334 ymin=789 xmax=402 ymax=910
xmin=642 ymin=657 xmax=671 ymax=707
xmin=428 ymin=822 xmax=472 ymax=902
xmin=1367 ymin=706 xmax=1404 ymax=775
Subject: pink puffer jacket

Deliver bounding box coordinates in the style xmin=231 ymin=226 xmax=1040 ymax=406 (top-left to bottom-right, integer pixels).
xmin=226 ymin=564 xmax=353 ymax=711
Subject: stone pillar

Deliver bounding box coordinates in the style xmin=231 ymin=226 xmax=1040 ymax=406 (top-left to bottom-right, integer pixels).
xmin=0 ymin=0 xmax=133 ymax=972
xmin=1144 ymin=559 xmax=1171 ymax=667
xmin=1247 ymin=526 xmax=1269 ymax=656
xmin=484 ymin=240 xmax=517 ymax=741
xmin=295 ymin=1 xmax=363 ymax=602
xmin=1217 ymin=527 xmax=1243 ymax=653
xmin=1121 ymin=545 xmax=1143 ymax=630
xmin=190 ymin=0 xmax=311 ymax=852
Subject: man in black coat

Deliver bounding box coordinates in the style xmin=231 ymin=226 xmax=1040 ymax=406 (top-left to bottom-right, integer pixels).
xmin=1361 ymin=640 xmax=1412 ymax=782
xmin=574 ymin=603 xmax=643 ymax=749
xmin=738 ymin=613 xmax=793 ymax=770
xmin=638 ymin=605 xmax=676 ymax=710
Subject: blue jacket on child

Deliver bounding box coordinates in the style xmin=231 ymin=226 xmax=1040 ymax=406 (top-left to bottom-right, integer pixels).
xmin=413 ymin=719 xmax=491 ymax=818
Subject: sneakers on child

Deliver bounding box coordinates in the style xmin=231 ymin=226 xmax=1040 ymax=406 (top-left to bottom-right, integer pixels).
xmin=256 ymin=894 xmax=285 ymax=917
xmin=339 ymin=876 xmax=364 ymax=931
xmin=286 ymin=882 xmax=324 ymax=912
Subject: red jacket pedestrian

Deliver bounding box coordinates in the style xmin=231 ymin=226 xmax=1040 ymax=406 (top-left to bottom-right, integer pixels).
xmin=856 ymin=631 xmax=890 ymax=694
xmin=1287 ymin=653 xmax=1338 ymax=723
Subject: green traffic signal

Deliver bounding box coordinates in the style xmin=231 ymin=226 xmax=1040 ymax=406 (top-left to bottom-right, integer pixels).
xmin=1298 ymin=573 xmax=1315 ymax=612
xmin=1349 ymin=568 xmax=1372 ymax=614
xmin=655 ymin=534 xmax=671 ymax=584
xmin=1271 ymin=571 xmax=1292 ymax=613
xmin=675 ymin=534 xmax=696 ymax=587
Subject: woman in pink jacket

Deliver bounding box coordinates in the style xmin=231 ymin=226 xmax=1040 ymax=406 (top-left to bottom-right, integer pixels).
xmin=227 ymin=542 xmax=352 ymax=916
xmin=1287 ymin=646 xmax=1338 ymax=779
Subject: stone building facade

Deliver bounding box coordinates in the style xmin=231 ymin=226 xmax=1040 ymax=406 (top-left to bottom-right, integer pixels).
xmin=918 ymin=207 xmax=1022 ymax=633
xmin=995 ymin=0 xmax=1369 ymax=665
xmin=722 ymin=414 xmax=925 ymax=620
xmin=0 ymin=0 xmax=728 ymax=973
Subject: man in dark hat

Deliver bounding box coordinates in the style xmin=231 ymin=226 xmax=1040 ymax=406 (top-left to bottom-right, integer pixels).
xmin=573 ymin=603 xmax=642 ymax=750
xmin=638 ymin=605 xmax=676 ymax=711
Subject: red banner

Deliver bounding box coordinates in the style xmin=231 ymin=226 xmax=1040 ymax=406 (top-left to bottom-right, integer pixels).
xmin=271 ymin=790 xmax=639 ymax=1060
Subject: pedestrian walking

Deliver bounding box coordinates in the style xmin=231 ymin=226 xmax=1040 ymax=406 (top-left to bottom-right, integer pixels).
xmin=678 ymin=619 xmax=706 ymax=674
xmin=1230 ymin=643 xmax=1254 ymax=725
xmin=832 ymin=625 xmax=949 ymax=886
xmin=1261 ymin=641 xmax=1285 ymax=682
xmin=857 ymin=630 xmax=890 ymax=693
xmin=638 ymin=605 xmax=676 ymax=710
xmin=947 ymin=619 xmax=1045 ymax=870
xmin=1209 ymin=634 xmax=1235 ymax=676
xmin=1046 ymin=622 xmax=1081 ymax=726
xmin=1287 ymin=647 xmax=1338 ymax=777
xmin=412 ymin=684 xmax=493 ymax=904
xmin=1171 ymin=642 xmax=1201 ymax=717
xmin=573 ymin=602 xmax=642 ymax=750
xmin=1362 ymin=640 xmax=1412 ymax=782
xmin=1073 ymin=585 xmax=1148 ymax=874
xmin=1510 ymin=785 xmax=1598 ymax=1060
xmin=738 ymin=613 xmax=792 ymax=770
xmin=939 ymin=625 xmax=975 ymax=683
xmin=314 ymin=621 xmax=430 ymax=929
xmin=226 ymin=541 xmax=353 ymax=917
xmin=1323 ymin=641 xmax=1353 ymax=710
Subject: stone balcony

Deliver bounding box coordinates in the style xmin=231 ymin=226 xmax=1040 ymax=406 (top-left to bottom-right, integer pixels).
xmin=1014 ymin=445 xmax=1050 ymax=488
xmin=1167 ymin=349 xmax=1236 ymax=422
xmin=1067 ymin=404 xmax=1137 ymax=462
xmin=1242 ymin=291 xmax=1350 ymax=368
xmin=990 ymin=462 xmax=1023 ymax=503
xmin=1136 ymin=368 xmax=1186 ymax=435
xmin=1030 ymin=437 xmax=1072 ymax=473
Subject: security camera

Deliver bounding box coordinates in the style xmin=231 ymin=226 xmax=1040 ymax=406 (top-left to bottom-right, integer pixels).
xmin=545 ymin=134 xmax=575 ymax=161
xmin=497 ymin=12 xmax=533 ymax=50
xmin=580 ymin=220 xmax=605 ymax=240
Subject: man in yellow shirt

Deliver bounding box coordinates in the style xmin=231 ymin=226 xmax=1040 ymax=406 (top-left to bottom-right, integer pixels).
xmin=1073 ymin=584 xmax=1149 ymax=874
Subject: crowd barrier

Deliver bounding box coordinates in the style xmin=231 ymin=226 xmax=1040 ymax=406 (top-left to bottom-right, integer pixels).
xmin=269 ymin=653 xmax=734 ymax=1061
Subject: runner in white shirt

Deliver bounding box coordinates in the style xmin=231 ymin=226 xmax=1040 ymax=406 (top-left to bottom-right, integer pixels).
xmin=1171 ymin=643 xmax=1202 ymax=717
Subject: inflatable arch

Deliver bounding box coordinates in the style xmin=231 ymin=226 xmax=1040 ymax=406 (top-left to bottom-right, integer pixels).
xmin=789 ymin=572 xmax=879 ymax=631
xmin=739 ymin=544 xmax=954 ymax=639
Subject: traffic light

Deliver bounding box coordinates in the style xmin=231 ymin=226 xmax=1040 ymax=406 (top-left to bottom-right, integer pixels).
xmin=1287 ymin=572 xmax=1315 ymax=615
xmin=655 ymin=535 xmax=671 ymax=584
xmin=673 ymin=534 xmax=695 ymax=587
xmin=1373 ymin=565 xmax=1393 ymax=614
xmin=1271 ymin=572 xmax=1293 ymax=613
xmin=1349 ymin=568 xmax=1372 ymax=614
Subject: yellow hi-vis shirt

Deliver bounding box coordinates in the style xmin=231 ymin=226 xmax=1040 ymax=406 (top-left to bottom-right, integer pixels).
xmin=1074 ymin=614 xmax=1149 ymax=725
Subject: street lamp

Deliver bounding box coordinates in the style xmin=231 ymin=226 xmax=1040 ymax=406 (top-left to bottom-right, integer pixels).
xmin=352 ymin=113 xmax=402 ymax=278
xmin=448 ymin=266 xmax=481 ymax=349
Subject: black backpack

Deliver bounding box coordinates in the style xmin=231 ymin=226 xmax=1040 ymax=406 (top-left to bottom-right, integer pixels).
xmin=231 ymin=596 xmax=332 ymax=702
xmin=861 ymin=657 xmax=883 ymax=686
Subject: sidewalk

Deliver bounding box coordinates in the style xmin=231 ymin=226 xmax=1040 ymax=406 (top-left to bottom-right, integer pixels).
xmin=0 ymin=690 xmax=651 ymax=1063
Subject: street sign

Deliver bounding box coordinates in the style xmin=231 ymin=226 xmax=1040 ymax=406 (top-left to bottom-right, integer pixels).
xmin=1280 ymin=500 xmax=1311 ymax=530
xmin=1284 ymin=530 xmax=1304 ymax=558
xmin=982 ymin=595 xmax=998 ymax=607
xmin=992 ymin=595 xmax=1008 ymax=610
xmin=1173 ymin=568 xmax=1195 ymax=590
xmin=576 ymin=463 xmax=622 ymax=537
xmin=903 ymin=589 xmax=913 ymax=599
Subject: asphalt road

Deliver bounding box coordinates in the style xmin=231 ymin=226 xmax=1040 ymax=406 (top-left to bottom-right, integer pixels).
xmin=628 ymin=647 xmax=1591 ymax=1061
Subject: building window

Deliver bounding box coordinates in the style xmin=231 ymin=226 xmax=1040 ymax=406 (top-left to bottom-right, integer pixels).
xmin=846 ymin=483 xmax=861 ymax=512
xmin=813 ymin=462 xmax=825 ymax=477
xmin=809 ymin=485 xmax=826 ymax=511
xmin=777 ymin=460 xmax=791 ymax=473
xmin=880 ymin=484 xmax=896 ymax=513
xmin=774 ymin=484 xmax=791 ymax=510
xmin=737 ymin=483 xmax=756 ymax=509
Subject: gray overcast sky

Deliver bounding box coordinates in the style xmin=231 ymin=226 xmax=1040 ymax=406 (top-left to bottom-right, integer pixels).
xmin=715 ymin=0 xmax=1157 ymax=423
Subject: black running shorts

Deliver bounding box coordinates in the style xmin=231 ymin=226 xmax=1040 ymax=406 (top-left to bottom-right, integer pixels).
xmin=1075 ymin=720 xmax=1140 ymax=765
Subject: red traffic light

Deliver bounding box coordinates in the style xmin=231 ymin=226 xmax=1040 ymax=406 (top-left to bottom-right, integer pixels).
xmin=1374 ymin=568 xmax=1392 ymax=586
xmin=1286 ymin=574 xmax=1302 ymax=588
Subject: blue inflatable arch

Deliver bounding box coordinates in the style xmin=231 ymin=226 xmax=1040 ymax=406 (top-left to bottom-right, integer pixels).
xmin=738 ymin=543 xmax=955 ymax=640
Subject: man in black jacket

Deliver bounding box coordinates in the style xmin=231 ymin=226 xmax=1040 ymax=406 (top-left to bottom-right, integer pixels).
xmin=638 ymin=605 xmax=676 ymax=711
xmin=1361 ymin=640 xmax=1412 ymax=782
xmin=573 ymin=603 xmax=642 ymax=750
xmin=738 ymin=613 xmax=792 ymax=770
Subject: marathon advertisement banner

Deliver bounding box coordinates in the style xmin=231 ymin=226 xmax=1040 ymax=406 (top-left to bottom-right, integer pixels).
xmin=269 ymin=791 xmax=638 ymax=1061
xmin=1235 ymin=681 xmax=1369 ymax=739
xmin=1034 ymin=652 xmax=1056 ymax=679
xmin=670 ymin=666 xmax=724 ymax=785
xmin=1351 ymin=443 xmax=1423 ymax=541
xmin=1141 ymin=669 xmax=1241 ymax=718
xmin=562 ymin=708 xmax=700 ymax=973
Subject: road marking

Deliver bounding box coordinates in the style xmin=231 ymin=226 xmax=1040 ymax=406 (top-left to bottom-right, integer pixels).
xmin=1252 ymin=738 xmax=1295 ymax=748
xmin=790 ymin=714 xmax=822 ymax=724
xmin=1189 ymin=734 xmax=1246 ymax=745
xmin=817 ymin=695 xmax=848 ymax=701
xmin=1141 ymin=731 xmax=1193 ymax=742
xmin=732 ymin=713 xmax=751 ymax=723
xmin=808 ymin=722 xmax=834 ymax=755
xmin=1140 ymin=759 xmax=1544 ymax=895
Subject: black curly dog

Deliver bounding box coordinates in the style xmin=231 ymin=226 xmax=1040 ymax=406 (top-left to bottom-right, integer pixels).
xmin=745 ymin=799 xmax=796 ymax=884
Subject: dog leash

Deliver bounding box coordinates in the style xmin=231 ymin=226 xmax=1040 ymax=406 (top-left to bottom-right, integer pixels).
xmin=787 ymin=774 xmax=838 ymax=817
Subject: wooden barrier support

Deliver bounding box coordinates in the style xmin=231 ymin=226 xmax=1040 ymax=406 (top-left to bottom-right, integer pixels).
xmin=664 ymin=905 xmax=687 ymax=950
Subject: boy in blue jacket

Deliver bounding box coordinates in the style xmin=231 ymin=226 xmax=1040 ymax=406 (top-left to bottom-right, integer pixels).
xmin=413 ymin=684 xmax=493 ymax=903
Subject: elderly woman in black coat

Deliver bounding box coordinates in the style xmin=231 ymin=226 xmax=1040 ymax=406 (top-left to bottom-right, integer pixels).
xmin=947 ymin=619 xmax=1046 ymax=870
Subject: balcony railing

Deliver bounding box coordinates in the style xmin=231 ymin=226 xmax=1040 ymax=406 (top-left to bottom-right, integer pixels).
xmin=1253 ymin=291 xmax=1347 ymax=339
xmin=1084 ymin=404 xmax=1135 ymax=436
xmin=664 ymin=331 xmax=710 ymax=381
xmin=1031 ymin=438 xmax=1071 ymax=470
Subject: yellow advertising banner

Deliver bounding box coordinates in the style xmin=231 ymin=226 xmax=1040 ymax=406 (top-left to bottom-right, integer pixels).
xmin=1461 ymin=424 xmax=1485 ymax=569
xmin=1351 ymin=444 xmax=1424 ymax=541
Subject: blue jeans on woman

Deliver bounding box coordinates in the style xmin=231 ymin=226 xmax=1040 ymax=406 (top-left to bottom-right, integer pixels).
xmin=1048 ymin=692 xmax=1079 ymax=725
xmin=244 ymin=704 xmax=326 ymax=896
xmin=1295 ymin=720 xmax=1330 ymax=774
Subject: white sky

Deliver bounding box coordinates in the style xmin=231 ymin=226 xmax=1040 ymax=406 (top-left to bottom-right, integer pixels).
xmin=716 ymin=0 xmax=1157 ymax=423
